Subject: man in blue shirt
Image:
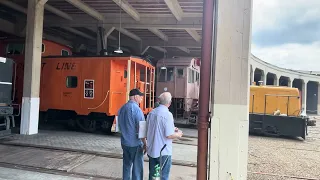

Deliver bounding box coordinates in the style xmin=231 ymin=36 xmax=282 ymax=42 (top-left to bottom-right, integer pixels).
xmin=146 ymin=92 xmax=183 ymax=180
xmin=118 ymin=88 xmax=147 ymax=180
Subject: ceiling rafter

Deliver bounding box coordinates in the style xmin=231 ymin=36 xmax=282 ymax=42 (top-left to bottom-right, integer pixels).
xmin=115 ymin=27 xmax=141 ymax=41
xmin=62 ymin=27 xmax=95 ymax=40
xmin=44 ymin=4 xmax=73 ymax=21
xmin=65 ymin=0 xmax=141 ymax=41
xmin=148 ymin=28 xmax=168 ymax=41
xmin=112 ymin=0 xmax=140 ymax=21
xmin=164 ymin=0 xmax=184 ymax=21
xmin=186 ymin=29 xmax=201 ymax=42
xmin=64 ymin=0 xmax=104 ymax=22
xmin=177 ymin=47 xmax=190 ymax=54
xmin=151 ymin=46 xmax=167 ymax=53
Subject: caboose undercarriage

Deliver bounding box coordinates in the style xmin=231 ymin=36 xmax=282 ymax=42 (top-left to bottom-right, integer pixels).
xmin=39 ymin=109 xmax=115 ymax=133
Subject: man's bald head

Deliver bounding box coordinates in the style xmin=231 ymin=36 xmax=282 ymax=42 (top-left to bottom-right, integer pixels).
xmin=158 ymin=92 xmax=172 ymax=107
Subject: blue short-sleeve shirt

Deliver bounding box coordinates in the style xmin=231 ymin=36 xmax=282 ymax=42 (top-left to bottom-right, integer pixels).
xmin=118 ymin=100 xmax=145 ymax=147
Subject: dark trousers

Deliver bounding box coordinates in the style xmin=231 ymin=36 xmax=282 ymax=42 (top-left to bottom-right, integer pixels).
xmin=148 ymin=155 xmax=172 ymax=180
xmin=122 ymin=144 xmax=144 ymax=180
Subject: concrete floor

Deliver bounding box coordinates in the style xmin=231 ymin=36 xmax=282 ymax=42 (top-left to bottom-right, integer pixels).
xmin=0 ymin=120 xmax=319 ymax=179
xmin=0 ymin=167 xmax=96 ymax=180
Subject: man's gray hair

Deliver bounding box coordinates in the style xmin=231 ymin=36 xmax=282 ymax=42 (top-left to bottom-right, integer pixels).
xmin=158 ymin=92 xmax=172 ymax=105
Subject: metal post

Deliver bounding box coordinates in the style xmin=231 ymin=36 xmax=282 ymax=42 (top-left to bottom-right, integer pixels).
xmin=134 ymin=62 xmax=137 ymax=88
xmin=145 ymin=66 xmax=147 ymax=109
xmin=197 ymin=0 xmax=214 ymax=179
xmin=126 ymin=60 xmax=131 ymax=102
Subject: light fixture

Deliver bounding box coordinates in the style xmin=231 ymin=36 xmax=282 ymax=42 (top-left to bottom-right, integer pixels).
xmin=114 ymin=48 xmax=123 ymax=54
xmin=0 ymin=57 xmax=6 ymax=63
xmin=114 ymin=0 xmax=123 ymax=54
xmin=160 ymin=66 xmax=167 ymax=70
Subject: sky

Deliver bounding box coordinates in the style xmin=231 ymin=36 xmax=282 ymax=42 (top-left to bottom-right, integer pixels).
xmin=251 ymin=0 xmax=320 ymax=71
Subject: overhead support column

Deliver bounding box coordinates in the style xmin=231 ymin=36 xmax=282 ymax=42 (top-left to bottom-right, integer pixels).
xmin=96 ymin=26 xmax=115 ymax=55
xmin=209 ymin=0 xmax=252 ymax=180
xmin=20 ymin=0 xmax=47 ymax=135
xmin=302 ymin=81 xmax=307 ymax=115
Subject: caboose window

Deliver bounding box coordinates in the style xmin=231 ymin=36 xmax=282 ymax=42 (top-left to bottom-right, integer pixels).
xmin=61 ymin=49 xmax=69 ymax=56
xmin=42 ymin=43 xmax=45 ymax=53
xmin=6 ymin=43 xmax=24 ymax=55
xmin=66 ymin=76 xmax=78 ymax=88
xmin=124 ymin=70 xmax=128 ymax=78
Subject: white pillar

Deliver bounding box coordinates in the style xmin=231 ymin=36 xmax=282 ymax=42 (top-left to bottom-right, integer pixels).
xmin=317 ymin=83 xmax=320 ymax=115
xmin=250 ymin=67 xmax=255 ymax=85
xmin=209 ymin=0 xmax=252 ymax=179
xmin=302 ymin=81 xmax=307 ymax=115
xmin=288 ymin=79 xmax=292 ymax=87
xmin=20 ymin=0 xmax=47 ymax=135
xmin=274 ymin=76 xmax=279 ymax=86
xmin=263 ymin=72 xmax=267 ymax=85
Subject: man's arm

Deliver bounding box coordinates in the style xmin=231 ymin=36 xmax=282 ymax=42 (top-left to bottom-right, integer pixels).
xmin=135 ymin=108 xmax=147 ymax=149
xmin=165 ymin=113 xmax=183 ymax=139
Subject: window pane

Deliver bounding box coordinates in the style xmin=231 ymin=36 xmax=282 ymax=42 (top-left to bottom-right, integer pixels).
xmin=167 ymin=67 xmax=174 ymax=81
xmin=188 ymin=68 xmax=192 ymax=83
xmin=158 ymin=68 xmax=166 ymax=82
xmin=42 ymin=44 xmax=45 ymax=53
xmin=66 ymin=76 xmax=77 ymax=88
xmin=196 ymin=72 xmax=200 ymax=81
xmin=124 ymin=70 xmax=127 ymax=78
xmin=7 ymin=43 xmax=24 ymax=55
xmin=61 ymin=50 xmax=69 ymax=56
xmin=177 ymin=68 xmax=183 ymax=78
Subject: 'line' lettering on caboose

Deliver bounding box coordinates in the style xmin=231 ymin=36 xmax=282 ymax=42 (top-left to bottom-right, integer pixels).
xmin=56 ymin=62 xmax=76 ymax=70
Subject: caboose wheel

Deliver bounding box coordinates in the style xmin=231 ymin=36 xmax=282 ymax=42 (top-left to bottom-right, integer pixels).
xmin=76 ymin=116 xmax=97 ymax=133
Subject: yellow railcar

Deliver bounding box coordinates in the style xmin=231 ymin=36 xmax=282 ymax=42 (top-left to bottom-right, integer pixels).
xmin=249 ymin=85 xmax=308 ymax=139
xmin=250 ymin=86 xmax=301 ymax=116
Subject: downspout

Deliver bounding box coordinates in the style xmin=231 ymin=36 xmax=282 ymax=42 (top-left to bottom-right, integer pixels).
xmin=197 ymin=0 xmax=214 ymax=179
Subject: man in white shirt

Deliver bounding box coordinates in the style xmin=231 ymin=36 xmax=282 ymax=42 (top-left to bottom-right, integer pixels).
xmin=146 ymin=92 xmax=183 ymax=180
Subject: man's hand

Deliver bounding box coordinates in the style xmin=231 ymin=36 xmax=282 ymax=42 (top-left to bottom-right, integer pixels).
xmin=177 ymin=130 xmax=183 ymax=138
xmin=143 ymin=144 xmax=147 ymax=155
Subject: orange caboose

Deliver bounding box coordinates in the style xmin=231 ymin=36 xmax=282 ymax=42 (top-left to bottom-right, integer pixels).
xmin=0 ymin=39 xmax=72 ymax=107
xmin=39 ymin=56 xmax=155 ymax=133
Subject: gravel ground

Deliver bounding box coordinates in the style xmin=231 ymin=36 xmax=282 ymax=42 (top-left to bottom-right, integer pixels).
xmin=247 ymin=117 xmax=320 ymax=180
xmin=179 ymin=117 xmax=320 ymax=180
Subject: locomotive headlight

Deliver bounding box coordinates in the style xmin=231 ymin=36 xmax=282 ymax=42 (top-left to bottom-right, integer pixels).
xmin=0 ymin=57 xmax=6 ymax=63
